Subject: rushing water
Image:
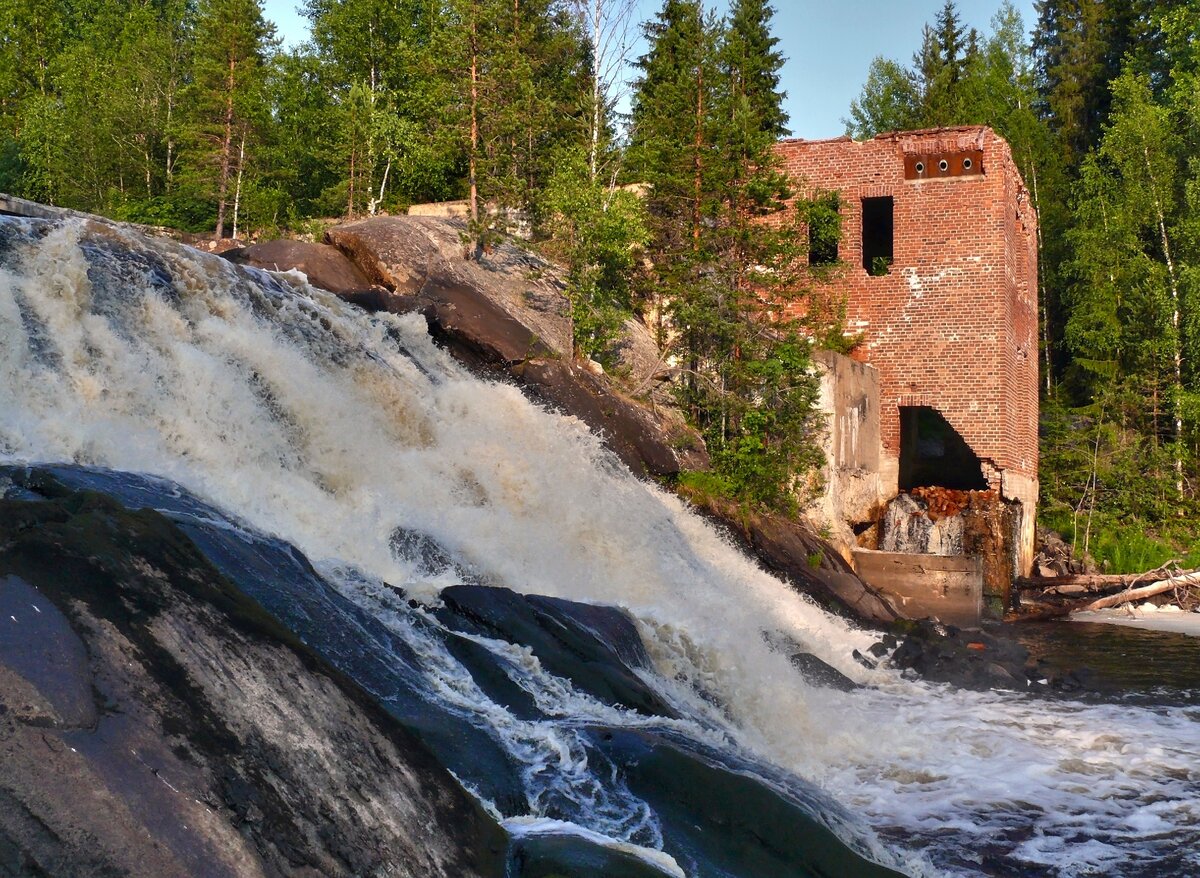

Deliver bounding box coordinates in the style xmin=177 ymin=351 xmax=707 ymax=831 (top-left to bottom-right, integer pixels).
xmin=0 ymin=215 xmax=1197 ymax=877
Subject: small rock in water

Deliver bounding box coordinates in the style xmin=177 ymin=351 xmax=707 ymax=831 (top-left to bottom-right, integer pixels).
xmin=788 ymin=653 xmax=858 ymax=692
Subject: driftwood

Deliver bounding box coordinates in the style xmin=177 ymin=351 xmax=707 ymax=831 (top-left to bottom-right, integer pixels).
xmin=1009 ymin=568 xmax=1200 ymax=622
xmin=1077 ymin=569 xmax=1200 ymax=612
xmin=1015 ymin=572 xmax=1174 ymax=592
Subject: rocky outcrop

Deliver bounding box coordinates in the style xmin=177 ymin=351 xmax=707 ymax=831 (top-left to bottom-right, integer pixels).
xmin=233 ymin=216 xmax=884 ymax=619
xmin=317 ymin=216 xmax=707 ymax=478
xmin=868 ymin=620 xmax=1109 ymax=695
xmin=0 ymin=479 xmax=506 ymax=878
xmin=223 ymin=239 xmax=378 ymax=297
xmin=0 ymin=465 xmax=907 ymax=878
xmin=682 ymin=492 xmax=901 ymax=627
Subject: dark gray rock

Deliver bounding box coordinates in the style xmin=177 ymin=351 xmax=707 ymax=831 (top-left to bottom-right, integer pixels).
xmin=435 ymin=585 xmax=678 ymax=719
xmin=0 ymin=484 xmax=507 ymax=878
xmin=589 ymin=729 xmax=906 ymax=878
xmin=788 ymin=653 xmax=859 ymax=692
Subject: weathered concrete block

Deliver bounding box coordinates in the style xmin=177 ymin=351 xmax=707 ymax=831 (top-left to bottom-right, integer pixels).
xmin=853 ymin=548 xmax=983 ymax=627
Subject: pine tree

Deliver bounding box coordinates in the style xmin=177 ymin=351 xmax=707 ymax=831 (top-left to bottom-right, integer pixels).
xmin=185 ymin=0 xmax=274 ymax=238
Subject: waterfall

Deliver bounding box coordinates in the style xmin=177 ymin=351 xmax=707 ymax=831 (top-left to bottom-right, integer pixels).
xmin=1 ymin=215 xmax=1197 ymax=877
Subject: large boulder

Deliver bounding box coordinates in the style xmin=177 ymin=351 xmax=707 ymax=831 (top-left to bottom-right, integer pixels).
xmin=326 ymin=216 xmax=574 ymax=355
xmin=0 ymin=483 xmax=507 ymax=878
xmin=223 ymin=239 xmax=378 ymax=296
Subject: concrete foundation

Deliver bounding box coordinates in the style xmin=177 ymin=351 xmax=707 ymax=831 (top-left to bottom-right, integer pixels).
xmin=853 ymin=548 xmax=983 ymax=628
xmin=806 ymin=350 xmax=885 ymax=560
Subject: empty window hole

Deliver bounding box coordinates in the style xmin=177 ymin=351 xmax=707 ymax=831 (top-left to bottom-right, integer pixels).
xmin=862 ymin=196 xmax=893 ymax=276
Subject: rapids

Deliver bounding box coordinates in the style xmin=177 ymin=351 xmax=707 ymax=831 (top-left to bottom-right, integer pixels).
xmin=0 ymin=214 xmax=1197 ymax=876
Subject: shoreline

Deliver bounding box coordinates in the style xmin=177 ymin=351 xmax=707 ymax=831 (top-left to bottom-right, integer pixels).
xmin=1070 ymin=606 xmax=1200 ymax=638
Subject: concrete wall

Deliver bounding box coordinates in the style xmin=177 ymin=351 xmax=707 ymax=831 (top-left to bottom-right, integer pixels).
xmin=853 ymin=548 xmax=983 ymax=627
xmin=807 ymin=350 xmax=884 ymax=559
xmin=407 ymin=201 xmax=471 ymax=218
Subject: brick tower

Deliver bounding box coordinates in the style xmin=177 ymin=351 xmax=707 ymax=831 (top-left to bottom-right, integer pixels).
xmin=774 ymin=126 xmax=1039 ymax=575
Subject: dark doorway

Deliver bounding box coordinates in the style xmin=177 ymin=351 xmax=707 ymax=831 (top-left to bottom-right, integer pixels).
xmin=899 ymin=406 xmax=988 ymax=491
xmin=862 ymin=196 xmax=893 ymax=275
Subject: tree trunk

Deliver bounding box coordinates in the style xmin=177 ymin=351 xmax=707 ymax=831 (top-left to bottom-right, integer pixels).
xmin=1141 ymin=139 xmax=1184 ymax=497
xmin=232 ymin=129 xmax=246 ymax=240
xmin=588 ymin=0 xmax=602 ymax=183
xmin=468 ymin=5 xmax=480 ymax=229
xmin=692 ymin=64 xmax=703 ymax=250
xmin=215 ymin=57 xmax=237 ymax=239
xmin=1079 ymin=571 xmax=1200 ymax=611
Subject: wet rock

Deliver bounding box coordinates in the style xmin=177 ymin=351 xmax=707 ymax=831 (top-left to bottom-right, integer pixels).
xmin=11 ymin=464 xmax=532 ymax=818
xmin=0 ymin=479 xmax=507 ymax=878
xmin=507 ymin=832 xmax=678 ymax=878
xmin=436 ymin=585 xmax=678 ymax=719
xmin=880 ymin=619 xmax=1111 ymax=695
xmin=589 ymin=729 xmax=906 ymax=878
xmin=223 ymin=240 xmax=380 ymax=297
xmin=787 ymin=653 xmax=858 ymax=692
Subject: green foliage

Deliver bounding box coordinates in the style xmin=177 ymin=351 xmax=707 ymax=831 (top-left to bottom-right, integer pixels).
xmin=0 ymin=0 xmax=591 ymax=237
xmin=845 ymin=57 xmax=920 ymax=139
xmin=539 ymin=149 xmax=648 ymax=360
xmin=701 ymin=335 xmax=825 ymax=513
xmin=628 ymin=0 xmax=825 ymax=514
xmin=794 ymin=190 xmax=841 ymax=270
xmin=111 ymin=196 xmax=216 ymax=233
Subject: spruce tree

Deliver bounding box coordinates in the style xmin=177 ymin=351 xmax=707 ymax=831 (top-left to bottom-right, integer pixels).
xmin=629 ymin=0 xmax=823 ymax=512
xmin=722 ymin=0 xmax=788 ymax=138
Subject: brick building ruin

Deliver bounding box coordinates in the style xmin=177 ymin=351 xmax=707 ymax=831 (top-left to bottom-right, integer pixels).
xmin=774 ymin=126 xmax=1039 ymax=606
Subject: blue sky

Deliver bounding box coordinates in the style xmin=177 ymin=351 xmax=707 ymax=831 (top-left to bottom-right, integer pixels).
xmin=261 ymin=0 xmax=1037 ymax=139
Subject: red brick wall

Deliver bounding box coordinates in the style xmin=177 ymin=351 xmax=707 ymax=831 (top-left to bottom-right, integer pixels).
xmin=773 ymin=127 xmax=1039 ymax=498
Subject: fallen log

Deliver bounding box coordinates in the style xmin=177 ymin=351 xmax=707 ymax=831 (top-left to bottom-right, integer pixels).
xmin=1015 ymin=572 xmax=1174 ymax=591
xmin=1076 ymin=570 xmax=1200 ymax=612
xmin=1008 ymin=569 xmax=1200 ymax=621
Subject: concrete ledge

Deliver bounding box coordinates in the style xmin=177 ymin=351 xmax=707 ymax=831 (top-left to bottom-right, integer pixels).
xmin=0 ymin=194 xmax=121 ymax=228
xmin=853 ymin=548 xmax=983 ymax=627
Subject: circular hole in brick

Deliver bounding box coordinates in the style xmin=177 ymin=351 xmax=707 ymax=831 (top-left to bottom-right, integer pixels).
xmin=915 ymin=161 xmax=925 ymax=174
xmin=939 ymin=159 xmax=949 ymax=172
xmin=963 ymin=158 xmax=973 ymax=171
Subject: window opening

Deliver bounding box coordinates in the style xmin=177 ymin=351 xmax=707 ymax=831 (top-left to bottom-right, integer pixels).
xmin=899 ymin=406 xmax=987 ymax=491
xmin=862 ymin=196 xmax=893 ymax=276
xmin=807 ymin=192 xmax=840 ymax=266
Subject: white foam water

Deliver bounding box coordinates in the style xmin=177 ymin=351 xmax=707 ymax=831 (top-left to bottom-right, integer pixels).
xmin=1 ymin=217 xmax=1197 ymax=876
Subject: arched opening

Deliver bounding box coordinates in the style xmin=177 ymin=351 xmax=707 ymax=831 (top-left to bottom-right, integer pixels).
xmin=899 ymin=406 xmax=987 ymax=491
